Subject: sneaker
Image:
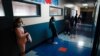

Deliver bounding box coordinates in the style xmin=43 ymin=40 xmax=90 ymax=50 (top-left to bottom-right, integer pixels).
xmin=53 ymin=42 xmax=58 ymax=44
xmin=68 ymin=32 xmax=70 ymax=36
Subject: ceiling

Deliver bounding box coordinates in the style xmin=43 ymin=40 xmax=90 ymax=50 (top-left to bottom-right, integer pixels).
xmin=64 ymin=0 xmax=96 ymax=8
xmin=65 ymin=0 xmax=97 ymax=3
xmin=75 ymin=3 xmax=95 ymax=7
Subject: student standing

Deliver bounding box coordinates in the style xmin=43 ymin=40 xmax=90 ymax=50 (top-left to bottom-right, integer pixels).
xmin=74 ymin=13 xmax=78 ymax=27
xmin=65 ymin=19 xmax=71 ymax=35
xmin=14 ymin=18 xmax=29 ymax=56
xmin=49 ymin=16 xmax=58 ymax=44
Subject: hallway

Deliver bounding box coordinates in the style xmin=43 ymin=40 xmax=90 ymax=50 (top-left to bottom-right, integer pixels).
xmin=0 ymin=0 xmax=100 ymax=56
xmin=26 ymin=23 xmax=94 ymax=56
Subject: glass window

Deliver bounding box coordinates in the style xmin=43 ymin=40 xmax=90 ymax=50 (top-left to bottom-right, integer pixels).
xmin=12 ymin=1 xmax=41 ymax=17
xmin=50 ymin=6 xmax=62 ymax=16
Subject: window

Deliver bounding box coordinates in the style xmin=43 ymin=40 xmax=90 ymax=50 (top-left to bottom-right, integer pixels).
xmin=50 ymin=6 xmax=63 ymax=16
xmin=12 ymin=0 xmax=41 ymax=17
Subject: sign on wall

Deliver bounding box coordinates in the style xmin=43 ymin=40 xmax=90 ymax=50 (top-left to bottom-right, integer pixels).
xmin=24 ymin=0 xmax=58 ymax=6
xmin=51 ymin=0 xmax=58 ymax=5
xmin=33 ymin=0 xmax=45 ymax=3
xmin=34 ymin=0 xmax=58 ymax=5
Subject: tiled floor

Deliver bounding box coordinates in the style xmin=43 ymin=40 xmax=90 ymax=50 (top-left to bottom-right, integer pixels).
xmin=58 ymin=34 xmax=93 ymax=48
xmin=26 ymin=24 xmax=94 ymax=56
xmin=26 ymin=34 xmax=93 ymax=56
xmin=25 ymin=51 xmax=38 ymax=56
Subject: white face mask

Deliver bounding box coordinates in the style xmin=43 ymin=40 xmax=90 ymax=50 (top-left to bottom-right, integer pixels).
xmin=21 ymin=23 xmax=24 ymax=26
xmin=18 ymin=22 xmax=23 ymax=27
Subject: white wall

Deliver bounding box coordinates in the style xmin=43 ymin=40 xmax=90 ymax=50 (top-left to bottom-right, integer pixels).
xmin=21 ymin=0 xmax=65 ymax=26
xmin=74 ymin=6 xmax=80 ymax=17
xmin=64 ymin=4 xmax=80 ymax=17
xmin=71 ymin=6 xmax=80 ymax=17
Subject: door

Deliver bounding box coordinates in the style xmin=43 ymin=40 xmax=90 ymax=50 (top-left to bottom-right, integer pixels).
xmin=0 ymin=0 xmax=19 ymax=56
xmin=91 ymin=6 xmax=100 ymax=56
xmin=64 ymin=7 xmax=71 ymax=20
xmin=96 ymin=7 xmax=100 ymax=56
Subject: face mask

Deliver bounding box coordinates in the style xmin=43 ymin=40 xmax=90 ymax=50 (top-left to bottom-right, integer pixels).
xmin=18 ymin=22 xmax=23 ymax=27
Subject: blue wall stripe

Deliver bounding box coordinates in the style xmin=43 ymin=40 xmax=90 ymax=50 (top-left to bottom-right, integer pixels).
xmin=24 ymin=20 xmax=64 ymax=50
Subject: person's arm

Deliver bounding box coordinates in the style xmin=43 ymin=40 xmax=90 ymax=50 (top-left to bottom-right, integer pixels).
xmin=15 ymin=28 xmax=29 ymax=38
xmin=49 ymin=20 xmax=51 ymax=28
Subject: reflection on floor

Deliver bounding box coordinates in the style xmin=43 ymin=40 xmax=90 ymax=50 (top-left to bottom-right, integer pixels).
xmin=25 ymin=51 xmax=38 ymax=56
xmin=59 ymin=34 xmax=93 ymax=48
xmin=26 ymin=34 xmax=93 ymax=56
xmin=26 ymin=24 xmax=94 ymax=56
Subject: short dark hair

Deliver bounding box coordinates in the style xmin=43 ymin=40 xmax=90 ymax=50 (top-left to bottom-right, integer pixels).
xmin=51 ymin=16 xmax=54 ymax=20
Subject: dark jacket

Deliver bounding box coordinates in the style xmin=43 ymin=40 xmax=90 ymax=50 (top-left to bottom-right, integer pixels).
xmin=49 ymin=19 xmax=57 ymax=37
xmin=49 ymin=19 xmax=56 ymax=31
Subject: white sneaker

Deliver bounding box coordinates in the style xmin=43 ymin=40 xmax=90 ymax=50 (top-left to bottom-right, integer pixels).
xmin=53 ymin=42 xmax=58 ymax=44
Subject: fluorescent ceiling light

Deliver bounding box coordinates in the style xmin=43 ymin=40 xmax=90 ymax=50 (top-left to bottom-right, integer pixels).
xmin=65 ymin=4 xmax=74 ymax=8
xmin=82 ymin=3 xmax=88 ymax=6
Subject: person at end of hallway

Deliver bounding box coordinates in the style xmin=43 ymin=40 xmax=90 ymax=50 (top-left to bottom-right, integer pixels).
xmin=64 ymin=14 xmax=71 ymax=35
xmin=14 ymin=18 xmax=29 ymax=56
xmin=48 ymin=16 xmax=58 ymax=44
xmin=74 ymin=12 xmax=78 ymax=27
xmin=65 ymin=19 xmax=71 ymax=35
xmin=68 ymin=16 xmax=75 ymax=36
xmin=70 ymin=16 xmax=74 ymax=28
xmin=77 ymin=15 xmax=82 ymax=24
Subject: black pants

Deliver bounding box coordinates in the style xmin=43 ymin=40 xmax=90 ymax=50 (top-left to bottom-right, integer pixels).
xmin=50 ymin=28 xmax=58 ymax=43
